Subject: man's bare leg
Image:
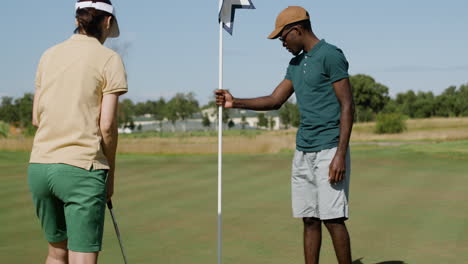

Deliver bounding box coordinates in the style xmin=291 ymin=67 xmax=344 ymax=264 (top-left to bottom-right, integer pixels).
xmin=324 ymin=218 xmax=352 ymax=264
xmin=303 ymin=217 xmax=322 ymax=264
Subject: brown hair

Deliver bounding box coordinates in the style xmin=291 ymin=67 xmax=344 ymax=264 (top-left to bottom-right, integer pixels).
xmin=74 ymin=8 xmax=113 ymax=40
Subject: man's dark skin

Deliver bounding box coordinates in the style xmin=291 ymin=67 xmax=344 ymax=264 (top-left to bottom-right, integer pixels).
xmin=215 ymin=23 xmax=355 ymax=264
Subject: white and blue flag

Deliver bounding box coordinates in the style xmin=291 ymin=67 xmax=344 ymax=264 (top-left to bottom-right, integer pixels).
xmin=219 ymin=0 xmax=255 ymax=35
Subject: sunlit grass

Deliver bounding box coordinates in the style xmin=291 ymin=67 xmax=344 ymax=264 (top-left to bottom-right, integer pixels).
xmin=1 ymin=141 xmax=467 ymax=263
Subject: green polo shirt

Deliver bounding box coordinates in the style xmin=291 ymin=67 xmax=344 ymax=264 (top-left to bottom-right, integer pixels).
xmin=285 ymin=39 xmax=349 ymax=152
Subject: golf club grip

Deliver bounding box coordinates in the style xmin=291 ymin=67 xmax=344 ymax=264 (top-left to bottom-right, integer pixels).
xmin=107 ymin=200 xmax=113 ymax=210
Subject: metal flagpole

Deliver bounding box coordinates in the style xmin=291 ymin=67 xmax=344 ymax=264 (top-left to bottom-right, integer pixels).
xmin=217 ymin=1 xmax=224 ymax=264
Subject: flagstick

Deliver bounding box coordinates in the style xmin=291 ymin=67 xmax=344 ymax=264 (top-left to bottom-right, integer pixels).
xmin=217 ymin=15 xmax=224 ymax=264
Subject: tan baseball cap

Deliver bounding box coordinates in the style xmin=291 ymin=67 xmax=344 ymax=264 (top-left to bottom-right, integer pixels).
xmin=268 ymin=6 xmax=310 ymax=39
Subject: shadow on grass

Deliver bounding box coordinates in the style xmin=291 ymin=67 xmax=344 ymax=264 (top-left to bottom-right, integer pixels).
xmin=353 ymin=258 xmax=407 ymax=264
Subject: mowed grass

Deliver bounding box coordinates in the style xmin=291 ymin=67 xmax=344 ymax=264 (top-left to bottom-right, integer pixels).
xmin=0 ymin=142 xmax=467 ymax=263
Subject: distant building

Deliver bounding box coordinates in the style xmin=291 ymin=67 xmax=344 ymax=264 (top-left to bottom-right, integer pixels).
xmin=132 ymin=108 xmax=283 ymax=132
xmin=117 ymin=127 xmax=133 ymax=134
xmin=200 ymin=108 xmax=281 ymax=130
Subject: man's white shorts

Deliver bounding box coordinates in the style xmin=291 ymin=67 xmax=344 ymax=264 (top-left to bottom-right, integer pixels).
xmin=291 ymin=147 xmax=351 ymax=220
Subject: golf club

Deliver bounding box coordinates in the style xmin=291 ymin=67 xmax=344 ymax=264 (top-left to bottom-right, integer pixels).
xmin=107 ymin=200 xmax=129 ymax=264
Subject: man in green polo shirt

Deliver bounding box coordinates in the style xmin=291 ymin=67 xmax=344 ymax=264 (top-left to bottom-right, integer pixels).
xmin=215 ymin=6 xmax=355 ymax=264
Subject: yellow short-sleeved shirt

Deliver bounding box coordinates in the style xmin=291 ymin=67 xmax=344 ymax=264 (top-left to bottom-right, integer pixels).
xmin=30 ymin=34 xmax=128 ymax=170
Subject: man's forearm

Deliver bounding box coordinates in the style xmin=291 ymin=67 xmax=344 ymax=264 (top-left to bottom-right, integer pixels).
xmin=336 ymin=103 xmax=354 ymax=156
xmin=233 ymin=96 xmax=283 ymax=111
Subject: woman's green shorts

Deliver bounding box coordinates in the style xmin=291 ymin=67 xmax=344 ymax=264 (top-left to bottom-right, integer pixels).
xmin=28 ymin=163 xmax=108 ymax=252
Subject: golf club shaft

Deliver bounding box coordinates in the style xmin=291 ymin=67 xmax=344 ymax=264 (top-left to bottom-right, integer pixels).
xmin=107 ymin=201 xmax=129 ymax=264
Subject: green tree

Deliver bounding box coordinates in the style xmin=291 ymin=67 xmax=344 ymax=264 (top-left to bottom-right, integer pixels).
xmin=395 ymin=90 xmax=417 ymax=117
xmin=291 ymin=104 xmax=300 ymax=127
xmin=134 ymin=101 xmax=155 ymax=116
xmin=165 ymin=99 xmax=179 ymax=132
xmin=181 ymin=92 xmax=200 ymax=124
xmin=375 ymin=113 xmax=406 ymax=134
xmin=268 ymin=117 xmax=276 ymax=130
xmin=350 ymin=74 xmax=390 ymax=122
xmin=166 ymin=93 xmax=200 ymax=132
xmin=279 ymin=101 xmax=293 ymax=129
xmin=279 ymin=100 xmax=300 ymax=128
xmin=392 ymin=84 xmax=468 ymax=118
xmin=153 ymin=98 xmax=167 ymax=132
xmin=257 ymin=113 xmax=268 ymax=128
xmin=15 ymin=93 xmax=34 ymax=128
xmin=118 ymin=99 xmax=135 ymax=128
xmin=381 ymin=99 xmax=399 ymax=114
xmin=228 ymin=119 xmax=235 ymax=129
xmin=174 ymin=93 xmax=196 ymax=121
xmin=395 ymin=90 xmax=437 ymax=118
xmin=434 ymin=87 xmax=453 ymax=117
xmin=129 ymin=120 xmax=136 ymax=130
xmin=0 ymin=97 xmax=19 ymax=124
xmin=240 ymin=115 xmax=247 ymax=129
xmin=0 ymin=94 xmax=35 ymax=136
xmin=202 ymin=113 xmax=211 ymax=128
xmin=413 ymin=91 xmax=436 ymax=118
xmin=222 ymin=109 xmax=230 ymax=124
xmin=456 ymin=84 xmax=468 ymax=116
xmin=0 ymin=121 xmax=9 ymax=137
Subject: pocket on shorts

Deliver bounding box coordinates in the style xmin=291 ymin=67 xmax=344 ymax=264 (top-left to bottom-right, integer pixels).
xmin=90 ymin=169 xmax=108 ymax=183
xmin=87 ymin=169 xmax=108 ymax=195
xmin=318 ymin=147 xmax=337 ymax=161
xmin=292 ymin=150 xmax=310 ymax=180
xmin=292 ymin=150 xmax=305 ymax=169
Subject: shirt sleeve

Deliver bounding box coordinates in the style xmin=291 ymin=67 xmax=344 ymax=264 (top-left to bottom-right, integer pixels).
xmin=33 ymin=56 xmax=44 ymax=125
xmin=102 ymin=54 xmax=128 ymax=95
xmin=35 ymin=56 xmax=44 ymax=91
xmin=324 ymin=48 xmax=349 ymax=83
xmin=285 ymin=64 xmax=292 ymax=80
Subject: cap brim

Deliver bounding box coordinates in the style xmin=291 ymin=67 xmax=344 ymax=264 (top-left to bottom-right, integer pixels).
xmin=267 ymin=26 xmax=283 ymax=39
xmin=109 ymin=17 xmax=120 ymax=38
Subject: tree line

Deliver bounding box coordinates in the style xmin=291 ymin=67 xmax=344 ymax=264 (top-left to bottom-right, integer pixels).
xmin=0 ymin=93 xmax=35 ymax=135
xmin=1 ymin=74 xmax=467 ymax=135
xmin=278 ymin=74 xmax=468 ymax=126
xmin=118 ymin=92 xmax=199 ymax=131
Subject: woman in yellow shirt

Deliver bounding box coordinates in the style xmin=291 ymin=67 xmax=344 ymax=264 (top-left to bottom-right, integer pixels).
xmin=29 ymin=1 xmax=127 ymax=263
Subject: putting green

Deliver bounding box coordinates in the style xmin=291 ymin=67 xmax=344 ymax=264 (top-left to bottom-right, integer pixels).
xmin=0 ymin=141 xmax=467 ymax=263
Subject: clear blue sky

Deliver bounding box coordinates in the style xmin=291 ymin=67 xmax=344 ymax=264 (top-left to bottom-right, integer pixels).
xmin=1 ymin=0 xmax=467 ymax=105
